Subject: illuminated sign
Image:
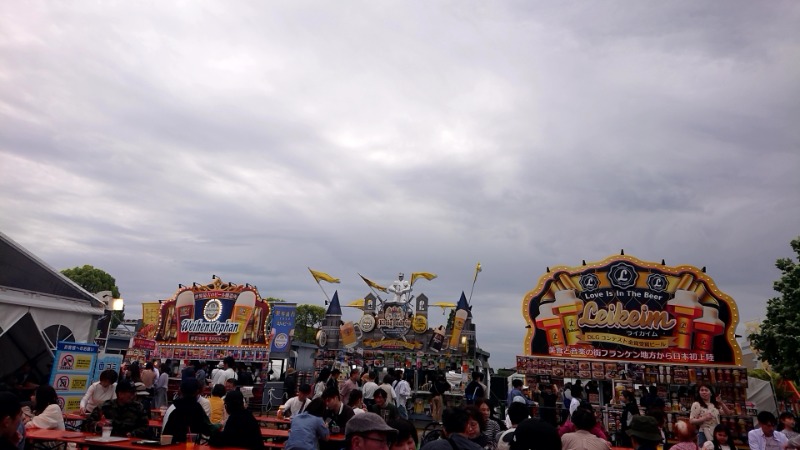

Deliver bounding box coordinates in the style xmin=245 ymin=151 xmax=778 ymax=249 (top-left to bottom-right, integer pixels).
xmin=523 ymin=255 xmax=742 ymax=365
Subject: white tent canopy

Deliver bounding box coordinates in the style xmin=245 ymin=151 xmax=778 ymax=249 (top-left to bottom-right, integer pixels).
xmin=0 ymin=231 xmax=105 ymax=380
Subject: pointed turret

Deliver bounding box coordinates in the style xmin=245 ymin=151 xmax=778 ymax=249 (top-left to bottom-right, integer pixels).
xmin=322 ymin=291 xmax=342 ymax=349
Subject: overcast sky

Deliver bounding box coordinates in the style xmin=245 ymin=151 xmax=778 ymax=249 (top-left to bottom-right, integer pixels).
xmin=1 ymin=1 xmax=798 ymax=369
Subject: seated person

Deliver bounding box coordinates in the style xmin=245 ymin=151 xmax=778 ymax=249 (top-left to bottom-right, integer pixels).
xmin=420 ymin=408 xmax=483 ymax=450
xmin=25 ymin=386 xmax=65 ymax=431
xmin=285 ymin=398 xmax=329 ymax=450
xmin=80 ymin=369 xmax=118 ymax=415
xmin=283 ymin=384 xmax=312 ymax=418
xmin=368 ymin=388 xmax=399 ymax=422
xmin=209 ymin=390 xmax=262 ymax=450
xmin=208 ymin=384 xmax=226 ymax=425
xmin=322 ymin=386 xmax=355 ymax=431
xmin=162 ymin=379 xmax=214 ymax=443
xmin=85 ymin=380 xmax=149 ymax=438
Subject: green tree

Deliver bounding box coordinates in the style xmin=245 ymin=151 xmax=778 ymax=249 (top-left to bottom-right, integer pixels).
xmin=295 ymin=304 xmax=326 ymax=344
xmin=61 ymin=265 xmax=124 ymax=328
xmin=750 ymin=236 xmax=800 ymax=380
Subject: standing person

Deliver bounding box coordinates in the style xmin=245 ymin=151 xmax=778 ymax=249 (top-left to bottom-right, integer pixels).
xmin=379 ymin=375 xmax=397 ymax=406
xmin=368 ymin=389 xmax=399 ymax=422
xmin=507 ymin=379 xmax=525 ymax=406
xmin=340 ymin=369 xmax=361 ymax=404
xmin=497 ymin=403 xmax=529 ymax=450
xmin=141 ymin=363 xmax=157 ymax=393
xmin=561 ymin=408 xmax=610 ymax=450
xmin=392 ymin=370 xmax=411 ymax=419
xmin=237 ymin=364 xmax=254 ymax=387
xmin=345 ymin=412 xmax=399 ymax=450
xmin=85 ymin=380 xmax=149 ymax=438
xmin=210 ymin=391 xmax=263 ymax=450
xmin=0 ymin=392 xmax=23 ymax=450
xmin=283 ymin=384 xmax=312 ymax=418
xmin=327 ymin=369 xmax=341 ymax=390
xmin=420 ymin=407 xmax=483 ymax=450
xmin=779 ymin=413 xmax=798 ymax=441
xmin=465 ymin=406 xmax=490 ymax=450
xmin=314 ymin=368 xmax=332 ymax=400
xmin=702 ymin=425 xmax=733 ymax=450
xmin=476 ymin=399 xmax=504 ymax=450
xmin=362 ymin=372 xmax=379 ymax=409
xmin=618 ymin=390 xmax=640 ymax=447
xmin=212 ymin=357 xmax=237 ymax=387
xmin=626 ymin=416 xmax=663 ymax=450
xmin=153 ymin=362 xmax=170 ymax=409
xmin=539 ymin=383 xmax=558 ymax=427
xmin=748 ymin=411 xmax=788 ymax=450
xmin=283 ymin=367 xmax=298 ymax=402
xmin=24 ymin=386 xmax=65 ymax=431
xmin=79 ymin=369 xmax=118 ymax=414
xmin=690 ymin=384 xmax=733 ymax=446
xmin=285 ymin=398 xmax=329 ymax=450
xmin=666 ymin=421 xmax=698 ymax=450
xmin=430 ymin=373 xmax=449 ymax=423
xmin=323 ymin=387 xmax=355 ymax=432
xmin=465 ymin=372 xmax=486 ymax=406
xmin=195 ymin=362 xmax=207 ymax=389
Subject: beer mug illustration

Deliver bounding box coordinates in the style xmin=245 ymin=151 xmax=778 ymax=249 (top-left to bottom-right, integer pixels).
xmin=340 ymin=321 xmax=363 ymax=348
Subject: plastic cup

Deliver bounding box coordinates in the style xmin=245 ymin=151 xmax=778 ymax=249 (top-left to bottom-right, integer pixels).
xmin=161 ymin=435 xmax=173 ymax=446
xmin=102 ymin=426 xmax=112 ymax=439
xmin=186 ymin=433 xmax=197 ymax=448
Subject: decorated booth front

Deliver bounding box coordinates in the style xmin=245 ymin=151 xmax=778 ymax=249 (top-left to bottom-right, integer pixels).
xmin=152 ymin=277 xmax=272 ymax=362
xmin=517 ymin=254 xmax=752 ymax=446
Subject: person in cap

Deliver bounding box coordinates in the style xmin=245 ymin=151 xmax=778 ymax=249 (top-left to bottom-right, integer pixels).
xmin=509 ymin=418 xmax=560 ymax=450
xmin=561 ymin=409 xmax=609 ymax=450
xmin=285 ymin=398 xmax=329 ymax=450
xmin=0 ymin=392 xmax=23 ymax=450
xmin=748 ymin=411 xmax=788 ymax=450
xmin=283 ymin=383 xmax=313 ymax=418
xmin=345 ymin=412 xmax=398 ymax=450
xmin=420 ymin=408 xmax=483 ymax=450
xmin=85 ymin=380 xmax=149 ymax=438
xmin=626 ymin=415 xmax=663 ymax=450
xmin=162 ymin=379 xmax=214 ymax=444
xmin=209 ymin=390 xmax=262 ymax=450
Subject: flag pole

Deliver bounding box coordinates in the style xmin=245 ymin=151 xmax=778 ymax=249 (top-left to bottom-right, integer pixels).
xmin=316 ymin=281 xmax=331 ymax=304
xmin=467 ymin=262 xmax=481 ymax=306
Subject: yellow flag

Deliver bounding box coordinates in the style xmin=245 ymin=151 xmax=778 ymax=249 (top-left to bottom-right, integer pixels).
xmin=308 ymin=268 xmax=340 ymax=284
xmin=473 ymin=262 xmax=482 ymax=283
xmin=411 ymin=272 xmax=437 ymax=286
xmin=359 ymin=274 xmax=388 ymax=293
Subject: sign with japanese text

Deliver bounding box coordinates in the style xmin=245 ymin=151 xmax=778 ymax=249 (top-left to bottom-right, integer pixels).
xmin=269 ymin=303 xmax=297 ymax=356
xmin=522 ymin=254 xmax=742 ymax=365
xmin=49 ymin=341 xmax=98 ymax=412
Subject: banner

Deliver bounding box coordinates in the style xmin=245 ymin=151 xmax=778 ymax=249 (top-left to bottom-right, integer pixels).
xmin=154 ymin=278 xmax=271 ymax=347
xmin=522 ymin=254 xmax=743 ymax=365
xmin=269 ymin=303 xmax=297 ymax=356
xmin=140 ymin=302 xmax=161 ymax=339
xmin=91 ymin=354 xmax=123 ymax=384
xmin=49 ymin=342 xmax=98 ymax=412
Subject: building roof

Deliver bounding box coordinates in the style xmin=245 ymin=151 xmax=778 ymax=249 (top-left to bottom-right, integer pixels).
xmin=325 ymin=291 xmax=342 ymax=316
xmin=0 ymin=231 xmax=103 ymax=308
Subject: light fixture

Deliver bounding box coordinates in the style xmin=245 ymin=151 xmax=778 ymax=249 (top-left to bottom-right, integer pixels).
xmin=111 ymin=298 xmax=125 ymax=311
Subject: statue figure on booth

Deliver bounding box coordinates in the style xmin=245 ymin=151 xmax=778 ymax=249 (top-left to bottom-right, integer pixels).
xmin=386 ymin=273 xmax=414 ymax=314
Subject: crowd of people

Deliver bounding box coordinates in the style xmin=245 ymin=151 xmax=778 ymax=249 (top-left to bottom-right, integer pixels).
xmin=5 ymin=358 xmax=800 ymax=450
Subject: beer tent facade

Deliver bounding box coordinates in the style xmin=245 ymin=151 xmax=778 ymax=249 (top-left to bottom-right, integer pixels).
xmin=0 ymin=231 xmax=105 ymax=382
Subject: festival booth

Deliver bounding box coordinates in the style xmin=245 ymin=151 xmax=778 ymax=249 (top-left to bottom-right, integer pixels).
xmin=150 ymin=277 xmax=272 ymax=404
xmin=311 ymin=270 xmax=490 ymax=418
xmin=517 ymin=254 xmax=753 ymax=447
